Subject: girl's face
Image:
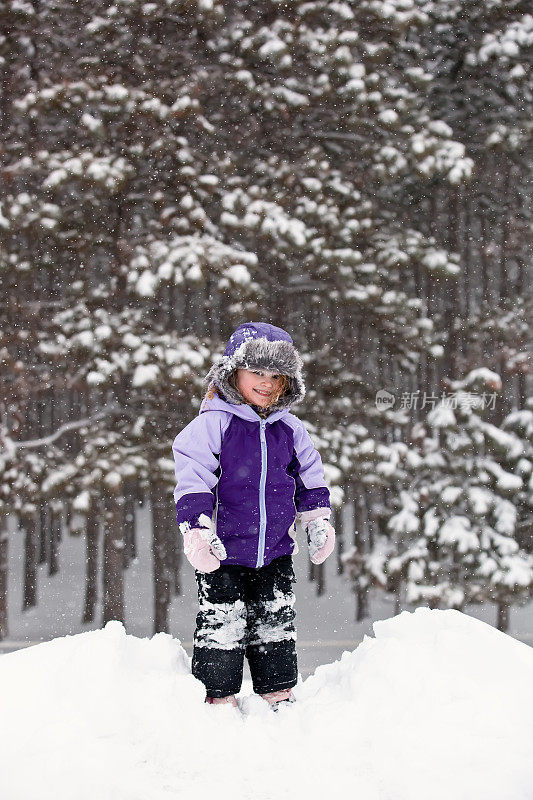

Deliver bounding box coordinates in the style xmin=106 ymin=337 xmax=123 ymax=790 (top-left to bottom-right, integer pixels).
xmin=236 ymin=368 xmax=286 ymax=408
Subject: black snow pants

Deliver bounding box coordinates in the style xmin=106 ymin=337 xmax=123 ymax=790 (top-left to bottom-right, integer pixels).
xmin=192 ymin=555 xmax=298 ymax=698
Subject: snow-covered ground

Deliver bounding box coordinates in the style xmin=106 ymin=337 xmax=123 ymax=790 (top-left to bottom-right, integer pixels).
xmin=1 ymin=607 xmax=532 ymax=800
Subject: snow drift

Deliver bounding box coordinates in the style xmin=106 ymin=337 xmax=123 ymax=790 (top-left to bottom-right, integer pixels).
xmin=1 ymin=608 xmax=532 ymax=800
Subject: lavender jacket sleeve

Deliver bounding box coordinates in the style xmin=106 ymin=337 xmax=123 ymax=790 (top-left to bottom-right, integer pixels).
xmin=288 ymin=416 xmax=331 ymax=514
xmin=172 ymin=412 xmax=230 ymax=530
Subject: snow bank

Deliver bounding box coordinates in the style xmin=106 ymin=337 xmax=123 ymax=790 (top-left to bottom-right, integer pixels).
xmin=1 ymin=608 xmax=532 ymax=800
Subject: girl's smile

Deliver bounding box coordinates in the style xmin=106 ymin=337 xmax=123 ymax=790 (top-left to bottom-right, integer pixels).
xmin=236 ymin=368 xmax=285 ymax=408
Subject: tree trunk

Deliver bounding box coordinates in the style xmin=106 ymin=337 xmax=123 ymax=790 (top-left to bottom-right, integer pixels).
xmin=335 ymin=504 xmax=345 ymax=575
xmin=22 ymin=514 xmax=38 ymax=610
xmin=394 ymin=590 xmax=402 ymax=616
xmin=0 ymin=514 xmax=8 ymax=640
xmin=356 ymin=584 xmax=370 ymax=622
xmin=499 ymin=161 xmax=510 ymax=302
xmin=447 ymin=189 xmax=461 ymax=379
xmin=82 ymin=507 xmax=99 ymax=624
xmin=151 ymin=479 xmax=171 ymax=634
xmin=517 ymin=372 xmax=527 ymax=409
xmin=38 ymin=506 xmax=47 ymax=564
xmin=353 ymin=491 xmax=369 ymax=621
xmin=496 ymin=602 xmax=510 ymax=633
xmin=123 ymin=489 xmax=137 ymax=567
xmin=102 ymin=491 xmax=125 ymax=625
xmin=315 ymin=562 xmax=325 ymax=597
xmin=48 ymin=505 xmax=61 ymax=577
xmin=167 ymin=494 xmax=181 ymax=596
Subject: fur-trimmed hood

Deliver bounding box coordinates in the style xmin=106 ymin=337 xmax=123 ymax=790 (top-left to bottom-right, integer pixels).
xmin=206 ymin=323 xmax=305 ymax=411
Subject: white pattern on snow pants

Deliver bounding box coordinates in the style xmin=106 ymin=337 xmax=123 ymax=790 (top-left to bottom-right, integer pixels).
xmin=192 ymin=555 xmax=298 ymax=698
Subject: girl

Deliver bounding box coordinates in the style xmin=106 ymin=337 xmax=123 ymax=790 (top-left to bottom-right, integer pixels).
xmin=172 ymin=323 xmax=335 ymax=710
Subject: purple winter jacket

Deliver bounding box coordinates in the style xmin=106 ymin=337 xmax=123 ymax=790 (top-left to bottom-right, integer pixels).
xmin=172 ymin=394 xmax=331 ymax=569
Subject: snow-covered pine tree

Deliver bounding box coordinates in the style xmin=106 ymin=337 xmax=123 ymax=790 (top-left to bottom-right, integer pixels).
xmin=1 ymin=0 xmax=473 ymax=626
xmin=1 ymin=0 xmax=260 ymax=631
xmin=423 ymin=1 xmax=532 ymax=154
xmin=501 ymin=398 xmax=533 ymax=560
xmin=1 ymin=0 xmax=529 ymax=633
xmin=0 ymin=430 xmax=52 ymax=615
xmin=340 ymin=0 xmax=532 ymax=620
xmin=347 ymin=369 xmax=533 ymax=630
xmin=196 ymin=0 xmax=474 ymax=516
xmin=413 ymin=0 xmax=532 ymax=395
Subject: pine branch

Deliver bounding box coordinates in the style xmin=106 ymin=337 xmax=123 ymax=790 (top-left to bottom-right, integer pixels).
xmin=13 ymin=405 xmax=122 ymax=451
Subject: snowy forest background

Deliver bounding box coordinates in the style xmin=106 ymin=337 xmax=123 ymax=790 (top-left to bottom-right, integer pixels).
xmin=0 ymin=0 xmax=531 ymax=646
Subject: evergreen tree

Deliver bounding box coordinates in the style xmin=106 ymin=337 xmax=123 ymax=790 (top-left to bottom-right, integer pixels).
xmin=345 ymin=370 xmax=533 ymax=630
xmin=501 ymin=398 xmax=533 ymax=558
xmin=0 ymin=0 xmax=529 ymax=633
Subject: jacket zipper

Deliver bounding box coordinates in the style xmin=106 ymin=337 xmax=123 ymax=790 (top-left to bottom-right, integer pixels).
xmin=256 ymin=419 xmax=268 ymax=568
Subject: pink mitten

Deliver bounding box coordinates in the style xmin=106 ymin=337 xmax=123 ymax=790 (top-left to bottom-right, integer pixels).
xmin=182 ymin=518 xmax=227 ymax=573
xmin=306 ymin=517 xmax=335 ymax=565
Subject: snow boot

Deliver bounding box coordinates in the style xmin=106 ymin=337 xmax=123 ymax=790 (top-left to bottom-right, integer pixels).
xmin=205 ymin=694 xmax=238 ymax=708
xmin=260 ymin=688 xmax=296 ymax=711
